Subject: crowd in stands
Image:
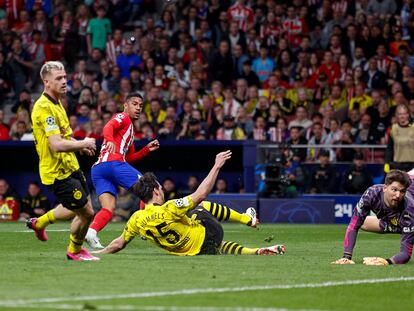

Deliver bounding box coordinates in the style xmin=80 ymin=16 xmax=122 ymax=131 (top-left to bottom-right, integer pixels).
xmin=0 ymin=0 xmax=413 ymax=163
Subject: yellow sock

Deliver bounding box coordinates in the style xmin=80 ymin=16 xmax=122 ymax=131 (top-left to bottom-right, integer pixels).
xmin=219 ymin=241 xmax=259 ymax=255
xmin=201 ymin=201 xmax=251 ymax=224
xmin=67 ymin=234 xmax=83 ymax=254
xmin=35 ymin=209 xmax=57 ymax=230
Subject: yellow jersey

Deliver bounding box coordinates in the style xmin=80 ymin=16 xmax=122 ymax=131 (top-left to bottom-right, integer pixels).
xmin=31 ymin=93 xmax=80 ymax=185
xmin=122 ymin=195 xmax=206 ymax=256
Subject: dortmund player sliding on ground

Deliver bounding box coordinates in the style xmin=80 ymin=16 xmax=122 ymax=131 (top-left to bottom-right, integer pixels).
xmin=96 ymin=150 xmax=286 ymax=256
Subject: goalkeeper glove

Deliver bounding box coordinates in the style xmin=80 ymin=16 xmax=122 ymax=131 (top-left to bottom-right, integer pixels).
xmin=331 ymin=257 xmax=355 ymax=265
xmin=384 ymin=163 xmax=390 ymax=173
xmin=363 ymin=257 xmax=389 ymax=266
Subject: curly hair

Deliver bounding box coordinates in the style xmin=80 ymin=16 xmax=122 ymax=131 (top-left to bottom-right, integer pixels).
xmin=132 ymin=172 xmax=159 ymax=203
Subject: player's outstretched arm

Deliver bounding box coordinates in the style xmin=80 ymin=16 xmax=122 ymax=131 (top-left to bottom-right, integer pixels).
xmin=48 ymin=134 xmax=96 ymax=153
xmin=126 ymin=139 xmax=160 ymax=163
xmin=190 ymin=150 xmax=232 ymax=206
xmin=94 ymin=236 xmax=128 ymax=254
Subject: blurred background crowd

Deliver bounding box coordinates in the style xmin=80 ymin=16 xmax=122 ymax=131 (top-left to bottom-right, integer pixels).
xmin=0 ymin=0 xmax=413 ymax=149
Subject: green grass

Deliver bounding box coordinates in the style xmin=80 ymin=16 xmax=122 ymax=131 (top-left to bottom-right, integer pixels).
xmin=0 ymin=222 xmax=413 ymax=311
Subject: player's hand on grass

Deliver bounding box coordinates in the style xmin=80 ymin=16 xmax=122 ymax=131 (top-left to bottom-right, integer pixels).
xmin=106 ymin=141 xmax=116 ymax=154
xmin=147 ymin=139 xmax=160 ymax=152
xmin=331 ymin=257 xmax=355 ymax=265
xmin=215 ymin=150 xmax=232 ymax=168
xmin=363 ymin=257 xmax=389 ymax=266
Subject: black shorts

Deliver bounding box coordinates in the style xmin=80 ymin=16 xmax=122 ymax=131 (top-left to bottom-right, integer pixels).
xmin=47 ymin=170 xmax=90 ymax=210
xmin=188 ymin=207 xmax=224 ymax=255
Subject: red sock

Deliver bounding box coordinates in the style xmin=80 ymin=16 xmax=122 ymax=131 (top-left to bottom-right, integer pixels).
xmin=139 ymin=201 xmax=145 ymax=210
xmin=90 ymin=208 xmax=113 ymax=233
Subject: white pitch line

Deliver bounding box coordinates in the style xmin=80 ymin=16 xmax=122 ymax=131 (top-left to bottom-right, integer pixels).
xmin=0 ymin=276 xmax=413 ymax=306
xmin=0 ymin=303 xmax=325 ymax=311
xmin=12 ymin=229 xmax=70 ymax=233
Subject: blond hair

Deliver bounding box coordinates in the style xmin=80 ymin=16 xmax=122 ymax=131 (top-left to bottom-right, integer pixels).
xmin=40 ymin=61 xmax=65 ymax=80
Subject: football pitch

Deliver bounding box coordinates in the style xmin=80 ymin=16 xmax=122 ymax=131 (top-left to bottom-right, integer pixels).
xmin=0 ymin=222 xmax=413 ymax=311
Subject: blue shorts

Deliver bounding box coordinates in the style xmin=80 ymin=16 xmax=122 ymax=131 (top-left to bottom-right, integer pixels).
xmin=91 ymin=161 xmax=143 ymax=197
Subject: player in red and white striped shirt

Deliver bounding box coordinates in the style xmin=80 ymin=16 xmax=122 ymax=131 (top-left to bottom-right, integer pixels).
xmin=227 ymin=0 xmax=254 ymax=32
xmin=105 ymin=29 xmax=126 ymax=66
xmin=86 ymin=93 xmax=160 ymax=249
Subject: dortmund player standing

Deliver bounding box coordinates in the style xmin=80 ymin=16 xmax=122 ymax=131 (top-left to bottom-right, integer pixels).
xmin=27 ymin=61 xmax=99 ymax=261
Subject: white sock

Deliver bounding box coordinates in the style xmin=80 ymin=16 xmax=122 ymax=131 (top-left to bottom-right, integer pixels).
xmin=86 ymin=228 xmax=97 ymax=238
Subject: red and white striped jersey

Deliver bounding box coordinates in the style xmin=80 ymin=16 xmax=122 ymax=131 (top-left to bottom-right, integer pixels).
xmin=106 ymin=38 xmax=126 ymax=65
xmin=376 ymin=56 xmax=392 ymax=73
xmin=95 ymin=112 xmax=134 ymax=164
xmin=331 ymin=0 xmax=348 ymax=15
xmin=227 ymin=3 xmax=254 ymax=32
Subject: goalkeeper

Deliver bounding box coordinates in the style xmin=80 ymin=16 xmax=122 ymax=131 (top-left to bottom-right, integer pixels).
xmin=332 ymin=169 xmax=414 ymax=266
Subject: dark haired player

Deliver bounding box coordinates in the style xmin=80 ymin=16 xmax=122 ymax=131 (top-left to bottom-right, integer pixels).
xmin=85 ymin=93 xmax=160 ymax=249
xmin=332 ymin=169 xmax=414 ymax=265
xmin=96 ymin=151 xmax=286 ymax=256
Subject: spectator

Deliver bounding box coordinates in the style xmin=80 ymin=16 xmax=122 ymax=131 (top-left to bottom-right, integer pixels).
xmin=11 ymin=89 xmax=31 ymax=114
xmin=354 ymin=113 xmax=381 ymax=144
xmin=0 ymin=51 xmax=12 ymax=101
xmin=227 ymin=0 xmax=254 ymax=32
xmin=341 ymin=152 xmax=373 ymax=194
xmin=286 ymin=126 xmax=308 ymax=163
xmin=288 ymin=106 xmax=313 ymax=131
xmin=54 ymin=10 xmax=79 ymax=71
xmin=111 ymin=187 xmax=140 ymax=222
xmin=349 ymin=84 xmax=373 ymax=114
xmin=235 ymin=106 xmax=253 ymax=137
xmin=147 ymin=99 xmax=166 ymax=132
xmin=209 ymin=40 xmax=233 ymax=86
xmin=239 ymin=60 xmax=261 ymax=87
xmin=177 ymin=117 xmax=206 ymax=140
xmin=76 ymin=4 xmax=91 ymax=58
xmin=105 ymin=28 xmax=126 ymax=66
xmin=88 ymin=119 xmax=104 ymax=140
xmin=10 ymin=120 xmax=29 ymax=140
xmin=222 ymin=87 xmax=241 ymax=117
xmin=364 ymin=57 xmax=387 ymax=91
xmin=8 ymin=37 xmax=33 ymax=97
xmin=232 ymin=44 xmax=249 ymax=78
xmin=307 ymin=122 xmax=331 ymax=162
xmin=216 ymin=114 xmax=246 ymax=140
xmin=86 ymin=48 xmax=103 ymax=77
xmin=179 ymin=174 xmax=200 ymax=197
xmin=252 ymin=44 xmax=275 ymax=84
xmin=308 ymin=149 xmax=338 ymax=194
xmin=87 ymin=5 xmax=112 ymax=53
xmin=278 ymin=151 xmax=306 ymax=197
xmin=367 ymin=0 xmax=397 ymax=16
xmin=9 ymin=109 xmax=31 ymax=139
xmin=158 ymin=116 xmax=179 ymax=141
xmin=0 ymin=178 xmax=20 ymax=220
xmin=19 ymin=181 xmax=50 ymax=220
xmin=162 ymin=177 xmax=177 ymax=200
xmin=249 ymin=116 xmax=267 ymax=141
xmin=214 ymin=178 xmax=228 ymax=194
xmin=116 ymin=43 xmax=141 ymax=78
xmin=326 ymin=118 xmax=343 ymax=145
xmin=0 ymin=109 xmax=10 ymax=140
